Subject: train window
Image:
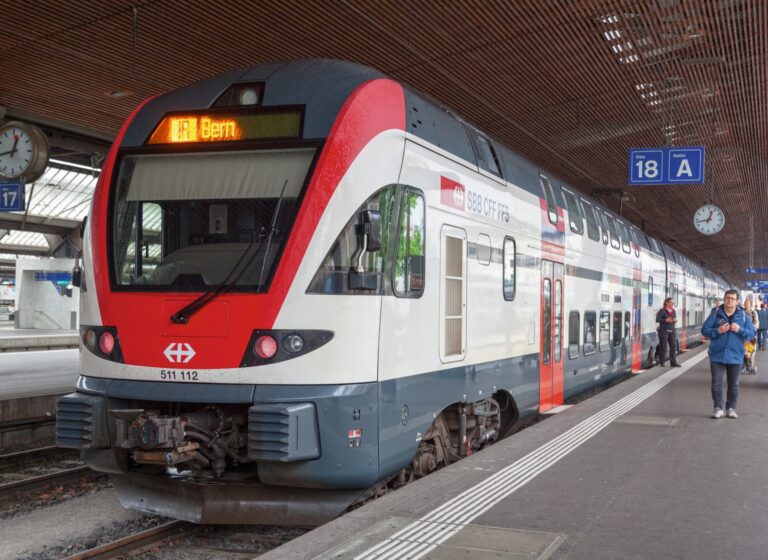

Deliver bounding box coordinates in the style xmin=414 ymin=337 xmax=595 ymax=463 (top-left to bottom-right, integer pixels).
xmin=476 ymin=234 xmax=491 ymax=265
xmin=569 ymin=311 xmax=580 ymax=358
xmin=441 ymin=227 xmax=466 ymax=361
xmin=539 ymin=174 xmax=558 ymax=225
xmin=648 ymin=275 xmax=654 ymax=307
xmin=596 ymin=210 xmax=609 ymax=245
xmin=624 ymin=311 xmax=631 ymax=343
xmin=630 ymin=228 xmax=640 ymax=257
xmin=503 ymin=237 xmax=516 ymax=300
xmin=309 ymin=185 xmax=398 ymax=295
xmin=613 ymin=311 xmax=622 ymax=347
xmin=599 ymin=311 xmax=610 ymax=352
xmin=605 ymin=213 xmax=621 ymax=250
xmin=394 ymin=189 xmax=426 ymax=297
xmin=555 ymin=279 xmax=563 ymax=363
xmin=584 ymin=311 xmax=597 ymax=355
xmin=562 ymin=189 xmax=584 ymax=235
xmin=619 ymin=221 xmax=631 ymax=253
xmin=543 ymin=278 xmax=551 ymax=365
xmin=475 ymin=135 xmax=503 ymax=178
xmin=113 ymin=148 xmax=316 ymax=291
xmin=580 ymin=199 xmax=600 ymax=241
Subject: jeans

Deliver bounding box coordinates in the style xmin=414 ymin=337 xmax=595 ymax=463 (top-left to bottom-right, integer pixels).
xmin=658 ymin=329 xmax=678 ymax=365
xmin=758 ymin=329 xmax=766 ymax=350
xmin=710 ymin=362 xmax=741 ymax=410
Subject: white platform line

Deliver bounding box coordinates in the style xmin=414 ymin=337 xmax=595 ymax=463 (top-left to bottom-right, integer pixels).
xmin=354 ymin=352 xmax=708 ymax=560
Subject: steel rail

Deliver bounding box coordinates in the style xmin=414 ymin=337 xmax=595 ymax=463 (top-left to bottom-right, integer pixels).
xmin=61 ymin=520 xmax=196 ymax=560
xmin=0 ymin=465 xmax=97 ymax=498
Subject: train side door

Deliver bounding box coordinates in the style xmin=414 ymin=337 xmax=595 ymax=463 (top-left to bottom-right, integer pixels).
xmin=632 ymin=273 xmax=642 ymax=371
xmin=540 ymin=260 xmax=564 ymax=412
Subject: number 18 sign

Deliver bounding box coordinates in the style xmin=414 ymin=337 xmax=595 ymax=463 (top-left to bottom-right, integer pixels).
xmin=628 ymin=147 xmax=705 ymax=185
xmin=0 ymin=182 xmax=25 ymax=211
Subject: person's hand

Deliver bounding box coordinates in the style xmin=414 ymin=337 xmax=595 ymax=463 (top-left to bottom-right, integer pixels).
xmin=718 ymin=323 xmax=730 ymax=334
xmin=730 ymin=323 xmax=741 ymax=333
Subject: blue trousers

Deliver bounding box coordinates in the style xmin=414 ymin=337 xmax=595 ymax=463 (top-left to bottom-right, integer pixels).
xmin=710 ymin=362 xmax=741 ymax=410
xmin=757 ymin=329 xmax=766 ymax=350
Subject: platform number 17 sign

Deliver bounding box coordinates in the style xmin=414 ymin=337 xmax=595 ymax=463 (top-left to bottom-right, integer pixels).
xmin=628 ymin=147 xmax=705 ymax=185
xmin=0 ymin=182 xmax=25 ymax=211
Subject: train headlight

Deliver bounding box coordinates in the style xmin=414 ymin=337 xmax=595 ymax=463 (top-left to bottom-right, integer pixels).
xmin=85 ymin=328 xmax=97 ymax=350
xmin=283 ymin=334 xmax=304 ymax=353
xmin=254 ymin=335 xmax=278 ymax=359
xmin=98 ymin=331 xmax=115 ymax=355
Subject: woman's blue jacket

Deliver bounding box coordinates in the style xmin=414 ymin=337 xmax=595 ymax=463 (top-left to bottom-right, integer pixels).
xmin=701 ymin=305 xmax=756 ymax=364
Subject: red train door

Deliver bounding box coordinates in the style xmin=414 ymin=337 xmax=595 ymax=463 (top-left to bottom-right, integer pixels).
xmin=632 ymin=273 xmax=642 ymax=371
xmin=540 ymin=260 xmax=564 ymax=412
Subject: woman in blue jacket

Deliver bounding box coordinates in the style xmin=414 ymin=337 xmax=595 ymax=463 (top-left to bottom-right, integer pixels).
xmin=701 ymin=289 xmax=756 ymax=419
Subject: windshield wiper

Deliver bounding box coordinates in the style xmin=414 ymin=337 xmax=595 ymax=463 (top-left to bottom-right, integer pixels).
xmin=170 ymin=180 xmax=289 ymax=325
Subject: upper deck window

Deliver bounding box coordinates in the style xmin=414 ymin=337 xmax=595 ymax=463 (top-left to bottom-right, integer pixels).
xmin=539 ymin=174 xmax=558 ymax=225
xmin=580 ymin=199 xmax=600 ymax=241
xmin=562 ymin=189 xmax=584 ymax=235
xmin=111 ymin=148 xmax=315 ymax=291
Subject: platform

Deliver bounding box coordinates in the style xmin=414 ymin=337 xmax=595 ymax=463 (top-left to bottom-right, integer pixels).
xmin=262 ymin=344 xmax=768 ymax=559
xmin=0 ymin=324 xmax=79 ymax=352
xmin=0 ymin=348 xmax=79 ymax=400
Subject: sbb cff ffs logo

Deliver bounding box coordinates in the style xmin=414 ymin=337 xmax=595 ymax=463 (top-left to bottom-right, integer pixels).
xmin=441 ymin=176 xmax=465 ymax=210
xmin=164 ymin=342 xmax=196 ymax=363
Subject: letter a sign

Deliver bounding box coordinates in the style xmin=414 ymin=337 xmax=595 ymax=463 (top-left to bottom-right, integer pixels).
xmin=628 ymin=147 xmax=705 ymax=185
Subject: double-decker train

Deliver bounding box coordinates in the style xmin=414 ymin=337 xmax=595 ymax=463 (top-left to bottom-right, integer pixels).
xmin=56 ymin=59 xmax=732 ymax=524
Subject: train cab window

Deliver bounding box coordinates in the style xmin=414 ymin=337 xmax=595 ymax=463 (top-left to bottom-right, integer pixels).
xmin=648 ymin=275 xmax=654 ymax=307
xmin=599 ymin=311 xmax=610 ymax=351
xmin=584 ymin=311 xmax=597 ymax=355
xmin=612 ymin=311 xmax=622 ymax=347
xmin=580 ymin=199 xmax=600 ymax=241
xmin=112 ymin=148 xmax=316 ymax=291
xmin=604 ymin=213 xmax=621 ymax=250
xmin=503 ymin=236 xmax=516 ymax=300
xmin=568 ymin=311 xmax=580 ymax=358
xmin=619 ymin=221 xmax=631 ymax=253
xmin=309 ymin=185 xmax=399 ymax=294
xmin=394 ymin=189 xmax=426 ymax=297
xmin=539 ymin=174 xmax=558 ymax=225
xmin=562 ymin=189 xmax=584 ymax=235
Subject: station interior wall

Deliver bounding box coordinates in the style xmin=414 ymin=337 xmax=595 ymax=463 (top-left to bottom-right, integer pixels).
xmin=14 ymin=258 xmax=79 ymax=330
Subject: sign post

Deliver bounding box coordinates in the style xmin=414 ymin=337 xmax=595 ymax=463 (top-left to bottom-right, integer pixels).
xmin=629 ymin=147 xmax=705 ymax=185
xmin=0 ymin=182 xmax=25 ymax=212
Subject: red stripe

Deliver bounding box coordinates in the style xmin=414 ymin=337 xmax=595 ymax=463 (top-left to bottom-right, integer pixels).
xmin=91 ymin=79 xmax=406 ymax=368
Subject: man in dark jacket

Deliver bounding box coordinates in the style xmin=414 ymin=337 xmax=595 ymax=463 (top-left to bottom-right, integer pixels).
xmin=701 ymin=290 xmax=756 ymax=419
xmin=656 ymin=297 xmax=680 ymax=366
xmin=757 ymin=303 xmax=768 ymax=350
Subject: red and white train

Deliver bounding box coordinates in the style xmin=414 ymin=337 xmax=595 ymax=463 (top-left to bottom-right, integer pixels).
xmin=57 ymin=59 xmax=731 ymax=524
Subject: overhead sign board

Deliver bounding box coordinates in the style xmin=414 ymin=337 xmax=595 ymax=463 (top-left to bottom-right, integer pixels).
xmin=628 ymin=147 xmax=705 ymax=185
xmin=0 ymin=182 xmax=25 ymax=212
xmin=745 ymin=268 xmax=768 ymax=274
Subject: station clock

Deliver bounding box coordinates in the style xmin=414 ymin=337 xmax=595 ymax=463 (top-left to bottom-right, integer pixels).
xmin=0 ymin=121 xmax=50 ymax=183
xmin=693 ymin=204 xmax=725 ymax=235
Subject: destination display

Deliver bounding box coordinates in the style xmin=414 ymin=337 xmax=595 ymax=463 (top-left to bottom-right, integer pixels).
xmin=147 ymin=110 xmax=302 ymax=145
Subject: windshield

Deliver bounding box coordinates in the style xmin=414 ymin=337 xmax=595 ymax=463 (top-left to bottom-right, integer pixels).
xmin=112 ymin=148 xmax=315 ymax=291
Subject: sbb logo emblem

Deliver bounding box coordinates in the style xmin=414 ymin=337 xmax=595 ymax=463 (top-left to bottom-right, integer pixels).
xmin=441 ymin=176 xmax=465 ymax=211
xmin=163 ymin=342 xmax=196 ymax=363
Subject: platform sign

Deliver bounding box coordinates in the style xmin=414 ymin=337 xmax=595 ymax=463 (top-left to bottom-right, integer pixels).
xmin=745 ymin=268 xmax=768 ymax=274
xmin=628 ymin=147 xmax=705 ymax=185
xmin=0 ymin=182 xmax=25 ymax=211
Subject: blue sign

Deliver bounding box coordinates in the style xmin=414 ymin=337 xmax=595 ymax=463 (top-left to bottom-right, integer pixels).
xmin=628 ymin=147 xmax=705 ymax=185
xmin=745 ymin=268 xmax=768 ymax=274
xmin=0 ymin=182 xmax=25 ymax=211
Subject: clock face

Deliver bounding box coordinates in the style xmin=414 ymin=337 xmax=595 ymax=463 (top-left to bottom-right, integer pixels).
xmin=693 ymin=204 xmax=725 ymax=235
xmin=0 ymin=122 xmax=49 ymax=182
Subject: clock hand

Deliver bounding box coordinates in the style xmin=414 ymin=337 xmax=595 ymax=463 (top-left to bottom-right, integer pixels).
xmin=0 ymin=150 xmax=17 ymax=156
xmin=9 ymin=135 xmax=19 ymax=157
xmin=706 ymin=209 xmax=713 ymax=223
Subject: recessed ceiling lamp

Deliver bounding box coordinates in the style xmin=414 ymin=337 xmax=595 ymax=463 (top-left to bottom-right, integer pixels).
xmin=681 ymin=56 xmax=724 ymax=65
xmin=106 ymin=90 xmax=133 ymax=98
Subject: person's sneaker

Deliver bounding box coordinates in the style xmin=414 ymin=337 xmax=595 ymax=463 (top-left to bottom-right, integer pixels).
xmin=712 ymin=408 xmax=724 ymax=419
xmin=727 ymin=409 xmax=738 ymax=419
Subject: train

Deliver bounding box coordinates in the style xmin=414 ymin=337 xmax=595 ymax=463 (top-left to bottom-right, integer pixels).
xmin=56 ymin=59 xmax=733 ymax=524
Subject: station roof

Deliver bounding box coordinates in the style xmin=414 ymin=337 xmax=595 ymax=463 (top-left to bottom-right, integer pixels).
xmin=1 ymin=1 xmax=765 ymax=286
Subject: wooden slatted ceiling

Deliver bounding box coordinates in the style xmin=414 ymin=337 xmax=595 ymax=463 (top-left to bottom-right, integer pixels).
xmin=1 ymin=0 xmax=765 ymax=286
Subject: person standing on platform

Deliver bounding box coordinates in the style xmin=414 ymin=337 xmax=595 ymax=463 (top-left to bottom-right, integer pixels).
xmin=656 ymin=297 xmax=680 ymax=367
xmin=757 ymin=303 xmax=768 ymax=350
xmin=701 ymin=290 xmax=755 ymax=419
